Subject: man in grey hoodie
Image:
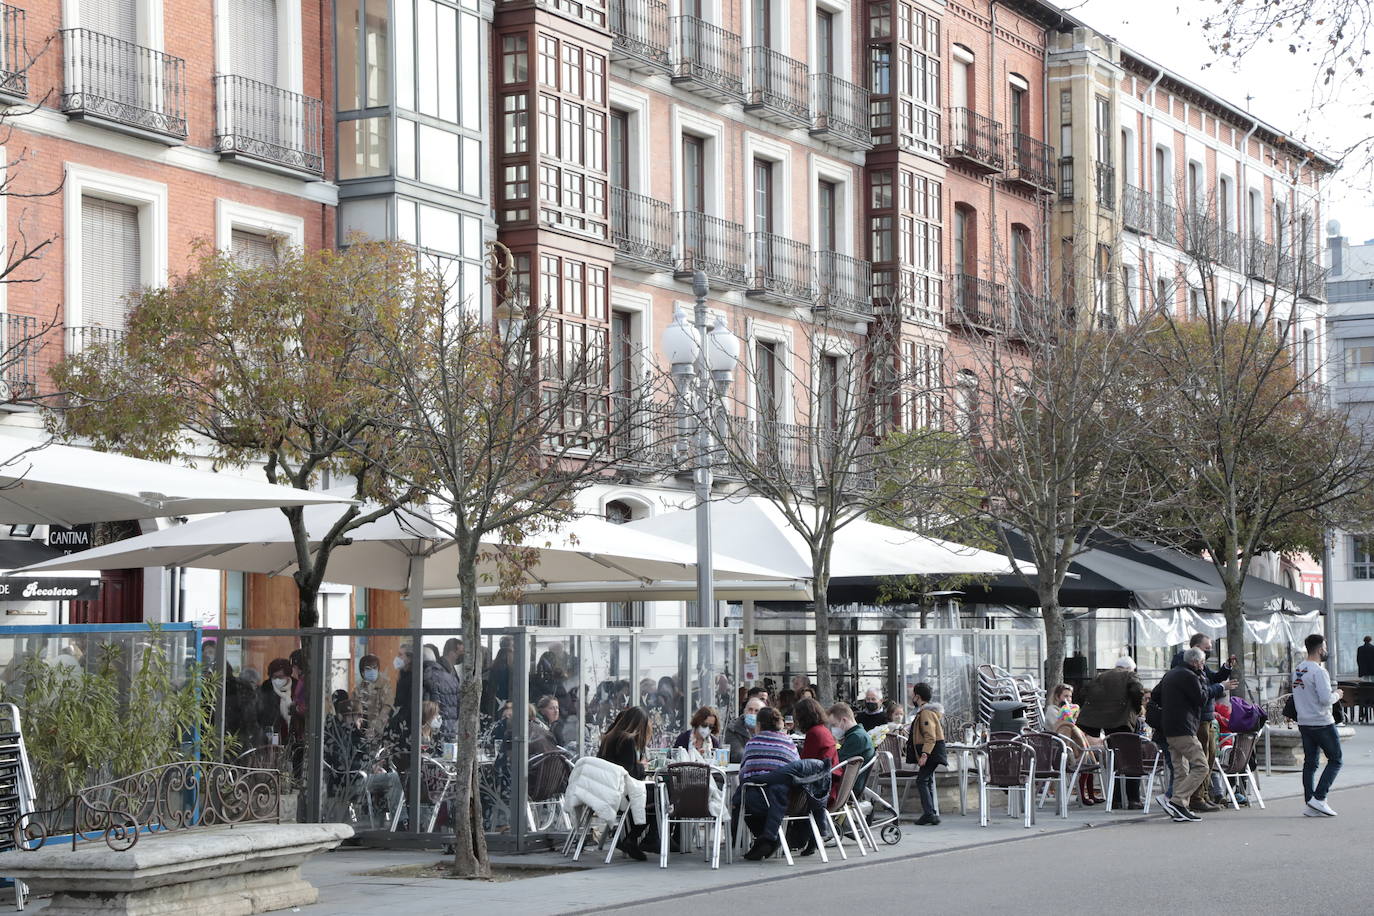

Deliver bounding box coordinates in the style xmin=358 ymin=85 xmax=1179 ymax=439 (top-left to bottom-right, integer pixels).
xmin=1294 ymin=632 xmax=1343 ymax=817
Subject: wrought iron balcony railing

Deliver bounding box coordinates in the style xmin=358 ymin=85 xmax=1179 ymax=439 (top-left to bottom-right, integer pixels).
xmin=743 ymin=46 xmax=809 ymax=127
xmin=611 ymin=187 xmax=672 ymax=271
xmin=1246 ymin=237 xmax=1278 ymax=281
xmin=944 ymin=107 xmax=1004 ymax=172
xmin=214 ymin=75 xmax=323 ymax=175
xmin=1009 ymin=286 xmax=1053 ymax=336
xmin=947 ymin=272 xmax=1009 ymax=330
xmin=1005 ymin=133 xmax=1055 ymax=193
xmin=61 ymin=29 xmax=187 ymax=140
xmin=1122 ymin=184 xmax=1150 ymax=233
xmin=1299 ymin=258 xmax=1326 ymax=301
xmin=810 ymin=73 xmax=870 ymax=150
xmin=671 ymin=16 xmax=744 ymax=102
xmin=610 ymin=0 xmax=671 ymax=74
xmin=1153 ymin=196 xmax=1178 ymax=244
xmin=1182 ymin=208 xmax=1220 ymax=260
xmin=1 ymin=313 xmax=38 ymax=399
xmin=0 ymin=4 xmax=26 ymax=100
xmin=675 ymin=210 xmax=747 ymax=287
xmin=814 ymin=251 xmax=872 ymax=316
xmin=1217 ymin=227 xmax=1244 ymax=272
xmin=1095 ymin=163 xmax=1115 ymax=211
xmin=609 ymin=396 xmax=680 ymax=470
xmin=67 ymin=324 xmax=126 ymax=355
xmin=748 ymin=232 xmax=813 ymax=304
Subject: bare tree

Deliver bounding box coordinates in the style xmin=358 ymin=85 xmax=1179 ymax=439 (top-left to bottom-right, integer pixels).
xmin=702 ymin=299 xmax=977 ymax=704
xmin=1117 ymin=201 xmax=1374 ymax=693
xmin=355 ymin=244 xmax=669 ymax=877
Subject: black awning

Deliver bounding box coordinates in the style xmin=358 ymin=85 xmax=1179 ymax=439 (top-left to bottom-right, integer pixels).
xmin=0 ymin=539 xmax=66 ymax=570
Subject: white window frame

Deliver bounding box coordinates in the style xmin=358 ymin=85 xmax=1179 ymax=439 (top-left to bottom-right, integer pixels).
xmin=745 ymin=317 xmax=794 ymax=424
xmin=810 ymin=155 xmax=853 ymax=256
xmin=810 ymin=0 xmax=852 ymax=78
xmin=609 ymin=84 xmax=651 ymax=195
xmin=743 ymin=133 xmax=793 ymax=239
xmin=214 ymin=0 xmax=304 ymax=92
xmin=609 ymin=287 xmax=654 ymax=388
xmin=63 ymin=0 xmax=165 ymax=49
xmin=64 ymin=164 xmax=168 ymax=338
xmin=215 ymin=199 xmax=305 ymax=253
xmin=672 ymin=107 xmax=726 ymax=217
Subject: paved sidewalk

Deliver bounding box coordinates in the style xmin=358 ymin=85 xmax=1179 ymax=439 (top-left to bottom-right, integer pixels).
xmin=285 ymin=728 xmax=1374 ymax=916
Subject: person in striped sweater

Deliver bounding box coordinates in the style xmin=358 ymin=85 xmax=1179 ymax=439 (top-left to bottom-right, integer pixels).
xmin=733 ymin=707 xmax=804 ymax=859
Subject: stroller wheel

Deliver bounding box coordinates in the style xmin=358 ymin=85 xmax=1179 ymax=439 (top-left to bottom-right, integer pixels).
xmin=880 ymin=824 xmax=901 ymax=845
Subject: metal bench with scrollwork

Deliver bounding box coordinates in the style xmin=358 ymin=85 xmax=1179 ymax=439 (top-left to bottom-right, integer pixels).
xmin=0 ymin=760 xmax=352 ymax=916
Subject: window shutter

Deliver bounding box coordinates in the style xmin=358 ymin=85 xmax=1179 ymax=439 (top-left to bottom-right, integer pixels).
xmin=230 ymin=0 xmax=278 ymax=84
xmin=231 ymin=229 xmax=278 ymax=266
xmin=80 ymin=0 xmax=137 ymax=42
xmin=81 ymin=196 xmax=141 ymax=331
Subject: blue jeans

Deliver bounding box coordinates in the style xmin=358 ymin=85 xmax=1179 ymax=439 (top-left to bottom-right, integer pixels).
xmin=1298 ymin=723 xmax=1343 ymax=802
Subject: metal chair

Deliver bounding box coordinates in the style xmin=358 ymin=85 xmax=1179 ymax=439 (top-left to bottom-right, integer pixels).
xmin=778 ymin=786 xmax=829 ymax=864
xmin=389 ymin=756 xmax=456 ymax=832
xmin=656 ymin=763 xmax=729 ymax=869
xmin=1216 ymin=731 xmax=1266 ymax=810
xmin=979 ymin=739 xmax=1035 ymax=828
xmin=1103 ymin=733 xmax=1162 ymax=813
xmin=526 ymin=748 xmax=574 ymax=832
xmin=1021 ymin=732 xmax=1070 ymax=819
xmin=822 ymin=757 xmax=870 ymax=858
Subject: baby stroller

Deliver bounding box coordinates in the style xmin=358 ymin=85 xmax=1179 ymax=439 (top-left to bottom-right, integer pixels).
xmin=858 ymin=731 xmax=904 ymax=845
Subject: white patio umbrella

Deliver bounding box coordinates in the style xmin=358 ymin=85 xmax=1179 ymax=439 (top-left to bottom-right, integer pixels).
xmin=16 ymin=501 xmax=800 ymax=621
xmin=0 ymin=432 xmax=352 ymax=525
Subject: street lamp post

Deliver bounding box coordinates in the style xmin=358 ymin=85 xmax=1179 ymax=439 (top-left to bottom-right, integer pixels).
xmin=661 ymin=269 xmax=739 ymax=625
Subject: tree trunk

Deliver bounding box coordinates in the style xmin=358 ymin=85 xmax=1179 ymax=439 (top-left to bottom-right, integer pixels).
xmin=1222 ymin=579 xmax=1248 ymax=699
xmin=813 ymin=565 xmax=834 ymax=705
xmin=451 ymin=554 xmax=491 ymax=878
xmin=295 ymin=583 xmax=318 ymax=629
xmin=1039 ymin=587 xmax=1066 ymax=695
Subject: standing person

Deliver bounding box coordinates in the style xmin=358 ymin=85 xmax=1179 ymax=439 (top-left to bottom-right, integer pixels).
xmin=420 ymin=645 xmax=460 ymax=740
xmin=1077 ymin=657 xmax=1145 ymax=808
xmin=1170 ymin=634 xmax=1234 ymax=811
xmin=1294 ymin=633 xmax=1343 ymax=817
xmin=1357 ymin=635 xmax=1374 ymax=683
xmin=906 ymin=683 xmax=946 ymax=826
xmin=1154 ymin=648 xmax=1211 ymax=822
xmin=724 ymin=696 xmax=765 ymax=763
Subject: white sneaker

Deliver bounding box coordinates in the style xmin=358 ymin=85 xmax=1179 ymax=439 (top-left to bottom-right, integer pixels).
xmin=1307 ymin=798 xmax=1338 ymax=817
xmin=1302 ymin=804 xmax=1324 ymax=817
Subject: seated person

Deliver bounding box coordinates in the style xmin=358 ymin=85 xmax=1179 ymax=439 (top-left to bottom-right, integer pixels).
xmin=734 ymin=706 xmax=804 ymax=860
xmin=723 ymin=696 xmax=765 ymax=763
xmin=854 ymin=689 xmax=889 ymax=731
xmin=795 ymin=697 xmax=837 ymax=770
xmin=597 ymin=707 xmax=653 ymax=861
xmin=828 ymin=702 xmax=875 ymax=798
xmin=674 ymin=706 xmax=722 ymax=759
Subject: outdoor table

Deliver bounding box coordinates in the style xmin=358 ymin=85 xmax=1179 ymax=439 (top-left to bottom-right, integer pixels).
xmin=942 ymin=742 xmax=986 ymax=816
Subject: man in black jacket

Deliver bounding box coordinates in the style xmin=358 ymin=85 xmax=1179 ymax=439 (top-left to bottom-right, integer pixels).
xmin=1358 ymin=636 xmax=1374 ymax=682
xmin=1170 ymin=634 xmax=1235 ymax=811
xmin=1155 ymin=648 xmax=1211 ymax=822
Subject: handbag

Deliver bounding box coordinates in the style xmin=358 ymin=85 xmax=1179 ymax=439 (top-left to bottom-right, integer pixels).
xmin=1281 ymin=693 xmax=1298 ymax=721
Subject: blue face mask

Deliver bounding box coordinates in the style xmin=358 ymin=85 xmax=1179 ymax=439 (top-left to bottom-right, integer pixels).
xmin=743 ymin=713 xmax=757 ymax=728
xmin=362 ymin=668 xmax=378 ymax=682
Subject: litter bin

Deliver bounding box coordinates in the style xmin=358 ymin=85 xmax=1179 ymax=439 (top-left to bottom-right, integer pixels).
xmin=988 ymin=700 xmax=1028 ymax=734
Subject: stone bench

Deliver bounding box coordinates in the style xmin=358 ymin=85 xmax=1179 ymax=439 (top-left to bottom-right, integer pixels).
xmin=0 ymin=821 xmax=352 ymax=916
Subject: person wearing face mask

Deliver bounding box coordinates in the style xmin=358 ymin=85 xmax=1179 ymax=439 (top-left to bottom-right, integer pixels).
xmin=674 ymin=706 xmax=722 ymax=759
xmin=1294 ymin=632 xmax=1343 ymax=817
xmin=1169 ymin=633 xmax=1236 ymax=812
xmin=349 ymin=654 xmax=392 ymax=745
xmin=256 ymin=658 xmax=302 ymax=747
xmin=724 ymin=696 xmax=765 ymax=763
xmin=905 ymin=684 xmax=946 ymax=826
xmin=855 ymin=688 xmax=888 ymax=731
xmin=826 ymin=703 xmax=874 ymax=795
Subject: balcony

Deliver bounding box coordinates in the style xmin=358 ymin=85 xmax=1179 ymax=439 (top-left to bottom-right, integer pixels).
xmin=1005 ymin=133 xmax=1055 ymax=193
xmin=814 ymin=251 xmax=872 ymax=317
xmin=947 ymin=273 xmax=1010 ymax=331
xmin=675 ymin=211 xmax=747 ymax=287
xmin=1122 ymin=184 xmax=1151 ymax=234
xmin=67 ymin=324 xmax=126 ymax=355
xmin=611 ymin=187 xmax=672 ymax=272
xmin=810 ymin=73 xmax=871 ymax=150
xmin=747 ymin=232 xmax=813 ymax=304
xmin=1153 ymin=197 xmax=1179 ymax=245
xmin=1095 ymin=163 xmax=1115 ymax=211
xmin=671 ymin=16 xmax=744 ymax=102
xmin=1009 ymin=286 xmax=1053 ymax=337
xmin=609 ymin=396 xmax=680 ymax=471
xmin=214 ymin=76 xmax=323 ymax=176
xmin=743 ymin=47 xmax=809 ymax=128
xmin=60 ymin=29 xmax=187 ymax=141
xmin=1 ymin=313 xmax=38 ymax=400
xmin=1182 ymin=208 xmax=1220 ymax=261
xmin=1246 ymin=237 xmax=1278 ymax=281
xmin=0 ymin=4 xmax=26 ymax=101
xmin=1216 ymin=227 xmax=1244 ymax=272
xmin=944 ymin=108 xmax=1004 ymax=172
xmin=1299 ymin=258 xmax=1326 ymax=301
xmin=609 ymin=0 xmax=671 ymax=75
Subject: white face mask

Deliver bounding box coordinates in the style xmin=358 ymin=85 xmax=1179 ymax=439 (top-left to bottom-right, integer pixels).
xmin=394 ymin=655 xmax=406 ymax=670
xmin=429 ymin=716 xmax=443 ymax=730
xmin=830 ymin=725 xmax=845 ymax=740
xmin=271 ymin=676 xmax=290 ymax=691
xmin=695 ymin=725 xmax=711 ymax=739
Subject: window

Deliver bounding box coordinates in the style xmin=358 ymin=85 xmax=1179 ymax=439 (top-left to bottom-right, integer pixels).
xmin=1345 ymin=344 xmax=1374 ymax=382
xmin=751 ymin=0 xmax=771 ymax=45
xmin=1011 ymin=224 xmax=1032 ymax=291
xmin=1059 ymin=89 xmax=1072 ymax=156
xmin=518 ymin=603 xmax=561 ymax=626
xmin=1009 ymin=79 xmax=1026 ymax=136
xmin=501 ymin=33 xmax=529 ymax=84
xmin=336 ymin=0 xmax=389 ymax=111
xmin=1218 ymin=175 xmax=1233 ymax=230
xmin=230 ymin=0 xmax=279 ymax=85
xmin=610 ymin=311 xmax=634 ymax=398
xmin=818 ymin=353 xmax=842 ymax=430
xmin=606 ymin=601 xmax=644 ymax=628
xmin=1154 ymin=147 xmax=1170 ymax=201
xmin=755 ymin=340 xmax=779 ymax=421
xmin=609 ymin=109 xmax=629 ymax=188
xmin=338 ymin=117 xmax=390 ymax=179
xmin=817 ymin=179 xmax=837 ymax=251
xmin=1187 ymin=161 xmax=1202 ymax=212
xmin=1095 ymin=96 xmax=1111 ymax=165
xmin=953 ymin=204 xmax=974 ymax=276
xmin=1188 ymin=287 xmax=1202 ymax=320
xmin=81 ymin=196 xmax=141 ymax=331
xmin=1300 ymin=328 xmax=1315 ymax=382
xmin=753 ymin=158 xmax=774 ymax=234
xmin=951 ymin=47 xmax=972 ymax=109
xmin=1352 ymin=537 xmax=1374 ymax=580
xmin=954 ymin=368 xmax=977 ymax=435
xmin=1248 ymin=189 xmax=1263 ymax=241
xmin=231 ymin=229 xmax=278 ymax=266
xmin=816 ymin=9 xmax=834 ymax=74
xmin=1122 ymin=264 xmax=1137 ymax=320
xmin=682 ymin=135 xmax=705 ymax=213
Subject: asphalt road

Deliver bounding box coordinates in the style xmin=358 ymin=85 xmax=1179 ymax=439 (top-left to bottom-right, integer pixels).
xmin=604 ymin=786 xmax=1372 ymax=915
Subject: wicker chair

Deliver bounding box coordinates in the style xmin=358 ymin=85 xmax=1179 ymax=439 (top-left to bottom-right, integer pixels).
xmin=1103 ymin=733 xmax=1162 ymax=813
xmin=1021 ymin=732 xmax=1071 ymax=819
xmin=526 ymin=748 xmax=574 ymax=832
xmin=979 ymin=739 xmax=1035 ymax=828
xmin=656 ymin=763 xmax=728 ymax=869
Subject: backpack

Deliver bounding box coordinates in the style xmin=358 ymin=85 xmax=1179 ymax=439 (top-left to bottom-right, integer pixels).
xmin=1144 ymin=688 xmax=1164 ymax=732
xmin=1227 ymin=696 xmax=1267 ymax=733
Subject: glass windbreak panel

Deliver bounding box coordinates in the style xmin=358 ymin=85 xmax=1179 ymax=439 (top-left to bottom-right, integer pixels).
xmin=940 ymin=634 xmax=977 ymax=728
xmin=686 ymin=632 xmax=737 ymax=742
xmin=529 ymin=634 xmax=578 ymax=750
xmin=637 ymin=632 xmax=688 ymax=746
xmin=582 ymin=633 xmax=632 ymax=757
xmin=850 ymin=631 xmax=892 ymax=708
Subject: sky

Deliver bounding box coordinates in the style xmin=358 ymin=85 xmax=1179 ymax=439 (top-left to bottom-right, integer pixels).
xmin=1066 ymin=0 xmax=1374 ymax=244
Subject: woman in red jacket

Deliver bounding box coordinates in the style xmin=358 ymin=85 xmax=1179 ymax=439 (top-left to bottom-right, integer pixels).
xmin=790 ymin=697 xmax=837 ymax=854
